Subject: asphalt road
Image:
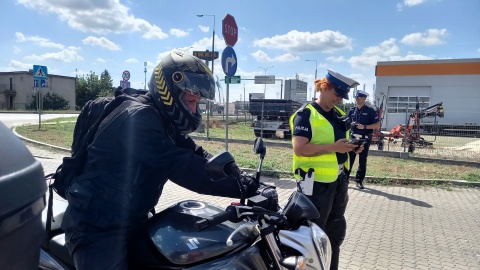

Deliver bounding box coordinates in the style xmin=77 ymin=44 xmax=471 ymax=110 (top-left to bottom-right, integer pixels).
xmin=0 ymin=112 xmax=77 ymax=128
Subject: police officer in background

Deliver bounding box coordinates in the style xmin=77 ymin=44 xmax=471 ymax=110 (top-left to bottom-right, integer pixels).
xmin=290 ymin=69 xmax=364 ymax=270
xmin=347 ymin=90 xmax=380 ymax=189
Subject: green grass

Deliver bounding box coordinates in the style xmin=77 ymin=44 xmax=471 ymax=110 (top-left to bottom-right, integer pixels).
xmin=15 ymin=117 xmax=480 ymax=182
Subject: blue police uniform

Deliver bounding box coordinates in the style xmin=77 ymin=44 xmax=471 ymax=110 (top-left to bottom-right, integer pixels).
xmin=347 ymin=91 xmax=379 ymax=188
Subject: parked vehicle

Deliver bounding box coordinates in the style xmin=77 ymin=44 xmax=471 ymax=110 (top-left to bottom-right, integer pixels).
xmin=249 ymin=98 xmax=302 ymax=139
xmin=39 ymin=138 xmax=331 ymax=270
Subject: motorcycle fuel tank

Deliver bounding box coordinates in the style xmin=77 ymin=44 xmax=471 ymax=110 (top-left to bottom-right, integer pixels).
xmin=147 ymin=200 xmax=257 ymax=266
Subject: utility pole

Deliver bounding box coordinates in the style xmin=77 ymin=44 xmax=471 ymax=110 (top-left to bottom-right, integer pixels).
xmin=197 ymin=14 xmax=216 ymax=139
xmin=306 ymin=59 xmax=317 ymax=100
xmin=144 ymin=62 xmax=147 ymax=90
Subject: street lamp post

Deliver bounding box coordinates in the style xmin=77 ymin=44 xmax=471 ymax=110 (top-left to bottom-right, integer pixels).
xmin=197 ymin=14 xmax=215 ymax=139
xmin=258 ymin=66 xmax=274 ymax=138
xmin=144 ymin=62 xmax=147 ymax=90
xmin=305 ymin=59 xmax=317 ymax=100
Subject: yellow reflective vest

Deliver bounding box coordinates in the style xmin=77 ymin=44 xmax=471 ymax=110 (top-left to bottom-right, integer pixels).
xmin=289 ymin=103 xmax=350 ymax=183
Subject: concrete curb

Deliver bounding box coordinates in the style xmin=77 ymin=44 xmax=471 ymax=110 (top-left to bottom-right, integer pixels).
xmin=12 ymin=128 xmax=480 ymax=188
xmin=12 ymin=126 xmax=71 ymax=153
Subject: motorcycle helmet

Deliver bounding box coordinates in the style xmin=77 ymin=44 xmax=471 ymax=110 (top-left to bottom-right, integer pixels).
xmin=148 ymin=51 xmax=215 ymax=134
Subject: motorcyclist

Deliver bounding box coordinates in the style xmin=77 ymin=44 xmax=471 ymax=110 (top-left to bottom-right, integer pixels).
xmin=61 ymin=51 xmax=259 ymax=270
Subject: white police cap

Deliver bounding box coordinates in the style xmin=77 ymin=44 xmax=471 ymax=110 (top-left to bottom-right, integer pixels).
xmin=325 ymin=69 xmax=359 ymax=100
xmin=355 ymin=90 xmax=369 ymax=98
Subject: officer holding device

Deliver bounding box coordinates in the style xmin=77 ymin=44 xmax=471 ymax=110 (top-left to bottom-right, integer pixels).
xmin=290 ymin=69 xmax=364 ymax=270
xmin=347 ymin=90 xmax=380 ymax=189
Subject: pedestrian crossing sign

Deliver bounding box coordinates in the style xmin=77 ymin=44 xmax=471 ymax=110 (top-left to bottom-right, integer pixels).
xmin=33 ymin=65 xmax=48 ymax=79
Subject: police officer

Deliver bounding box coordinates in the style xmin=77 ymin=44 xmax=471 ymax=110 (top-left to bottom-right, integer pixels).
xmin=290 ymin=69 xmax=363 ymax=270
xmin=347 ymin=90 xmax=380 ymax=189
xmin=61 ymin=52 xmax=260 ymax=270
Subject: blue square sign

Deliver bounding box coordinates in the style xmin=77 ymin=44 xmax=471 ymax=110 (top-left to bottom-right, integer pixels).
xmin=34 ymin=79 xmax=47 ymax=88
xmin=33 ymin=65 xmax=48 ymax=80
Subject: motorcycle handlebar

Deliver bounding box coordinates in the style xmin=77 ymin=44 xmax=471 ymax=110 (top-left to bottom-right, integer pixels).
xmin=194 ymin=206 xmax=237 ymax=231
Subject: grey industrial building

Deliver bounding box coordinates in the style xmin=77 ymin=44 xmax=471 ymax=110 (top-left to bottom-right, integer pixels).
xmin=0 ymin=71 xmax=76 ymax=110
xmin=283 ymin=75 xmax=308 ymax=103
xmin=374 ymin=58 xmax=480 ymax=130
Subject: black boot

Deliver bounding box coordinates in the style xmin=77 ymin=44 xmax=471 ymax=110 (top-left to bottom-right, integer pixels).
xmin=355 ymin=179 xmax=364 ymax=189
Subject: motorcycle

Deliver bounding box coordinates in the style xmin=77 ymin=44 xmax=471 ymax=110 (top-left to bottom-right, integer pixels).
xmin=39 ymin=138 xmax=331 ymax=270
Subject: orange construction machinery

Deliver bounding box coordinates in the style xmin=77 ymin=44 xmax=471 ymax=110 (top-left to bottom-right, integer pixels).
xmin=387 ymin=101 xmax=444 ymax=152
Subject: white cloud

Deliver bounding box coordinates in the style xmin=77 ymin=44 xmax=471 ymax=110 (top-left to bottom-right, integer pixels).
xmin=125 ymin=58 xmax=139 ymax=63
xmin=24 ymin=46 xmax=84 ymax=63
xmin=251 ymin=50 xmax=300 ymax=63
xmin=401 ymin=29 xmax=448 ymax=46
xmin=13 ymin=46 xmax=21 ymax=54
xmin=169 ymin=28 xmax=189 ymax=38
xmin=404 ymin=0 xmax=425 ymax=7
xmin=16 ymin=0 xmax=168 ymax=39
xmin=348 ymin=38 xmax=401 ymax=68
xmin=397 ymin=0 xmax=427 ymax=11
xmin=199 ymin=25 xmax=209 ymax=33
xmin=254 ymin=30 xmax=352 ymax=53
xmin=326 ymin=56 xmax=347 ymax=63
xmin=190 ymin=34 xmax=225 ymax=51
xmin=347 ymin=38 xmax=432 ymax=69
xmin=15 ymin=32 xmax=65 ymax=49
xmin=9 ymin=60 xmax=32 ymax=71
xmin=82 ymin=36 xmax=121 ymax=51
xmin=95 ymin=58 xmax=106 ymax=63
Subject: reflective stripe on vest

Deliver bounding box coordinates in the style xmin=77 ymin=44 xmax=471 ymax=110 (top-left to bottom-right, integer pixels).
xmin=290 ymin=104 xmax=349 ymax=183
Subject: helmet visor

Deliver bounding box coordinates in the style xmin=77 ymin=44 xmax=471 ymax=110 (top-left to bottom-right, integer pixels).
xmin=171 ymin=71 xmax=215 ymax=101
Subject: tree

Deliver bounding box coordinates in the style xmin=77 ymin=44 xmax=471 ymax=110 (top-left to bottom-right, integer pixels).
xmin=98 ymin=69 xmax=114 ymax=97
xmin=28 ymin=92 xmax=70 ymax=110
xmin=75 ymin=70 xmax=114 ymax=109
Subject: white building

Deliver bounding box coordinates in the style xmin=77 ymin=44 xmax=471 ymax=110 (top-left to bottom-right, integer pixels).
xmin=0 ymin=71 xmax=76 ymax=110
xmin=374 ymin=58 xmax=480 ymax=130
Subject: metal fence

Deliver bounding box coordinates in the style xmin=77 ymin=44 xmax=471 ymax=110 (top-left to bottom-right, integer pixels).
xmin=377 ymin=129 xmax=480 ymax=162
xmin=200 ymin=111 xmax=480 ymax=163
xmin=377 ymin=107 xmax=480 ymax=162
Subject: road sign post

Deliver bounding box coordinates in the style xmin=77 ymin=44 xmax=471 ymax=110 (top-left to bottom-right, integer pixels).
xmin=221 ymin=13 xmax=238 ymax=151
xmin=33 ymin=65 xmax=48 ymax=129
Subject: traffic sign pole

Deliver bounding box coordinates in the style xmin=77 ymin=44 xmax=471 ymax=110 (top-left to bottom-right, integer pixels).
xmin=221 ymin=13 xmax=238 ymax=150
xmin=33 ymin=65 xmax=48 ymax=129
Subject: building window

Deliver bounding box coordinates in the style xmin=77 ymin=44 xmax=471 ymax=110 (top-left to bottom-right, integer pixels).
xmin=387 ymin=96 xmax=430 ymax=113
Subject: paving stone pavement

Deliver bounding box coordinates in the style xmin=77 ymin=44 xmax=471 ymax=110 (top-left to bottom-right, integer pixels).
xmin=29 ymin=143 xmax=480 ymax=270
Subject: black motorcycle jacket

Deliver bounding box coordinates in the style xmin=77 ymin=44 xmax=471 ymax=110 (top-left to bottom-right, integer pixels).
xmin=62 ymin=97 xmax=247 ymax=230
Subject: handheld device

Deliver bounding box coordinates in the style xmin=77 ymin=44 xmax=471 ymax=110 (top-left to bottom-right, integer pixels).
xmin=349 ymin=138 xmax=367 ymax=145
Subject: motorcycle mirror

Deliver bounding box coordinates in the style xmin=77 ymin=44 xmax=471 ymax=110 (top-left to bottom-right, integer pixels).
xmin=205 ymin=151 xmax=236 ymax=182
xmin=253 ymin=138 xmax=266 ymax=158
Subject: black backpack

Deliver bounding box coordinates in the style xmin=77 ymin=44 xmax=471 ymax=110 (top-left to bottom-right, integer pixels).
xmin=44 ymin=88 xmax=147 ymax=234
xmin=46 ymin=88 xmax=148 ymax=198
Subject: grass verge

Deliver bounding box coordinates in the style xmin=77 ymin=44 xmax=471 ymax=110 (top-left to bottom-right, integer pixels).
xmin=15 ymin=118 xmax=480 ymax=182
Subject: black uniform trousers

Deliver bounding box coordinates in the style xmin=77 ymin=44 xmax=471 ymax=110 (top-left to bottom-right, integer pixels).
xmin=348 ymin=140 xmax=371 ymax=182
xmin=306 ymin=173 xmax=349 ymax=270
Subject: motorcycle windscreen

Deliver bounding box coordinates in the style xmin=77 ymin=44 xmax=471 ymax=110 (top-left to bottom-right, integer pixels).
xmin=283 ymin=191 xmax=320 ymax=224
xmin=147 ymin=200 xmax=257 ymax=266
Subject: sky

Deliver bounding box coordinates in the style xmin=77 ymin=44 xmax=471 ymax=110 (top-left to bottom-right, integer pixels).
xmin=1 ymin=0 xmax=479 ymax=104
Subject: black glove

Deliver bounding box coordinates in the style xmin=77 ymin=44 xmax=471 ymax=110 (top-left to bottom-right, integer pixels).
xmin=240 ymin=171 xmax=259 ymax=197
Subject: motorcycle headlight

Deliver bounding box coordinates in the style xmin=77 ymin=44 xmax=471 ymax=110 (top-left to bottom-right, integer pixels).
xmin=309 ymin=221 xmax=331 ymax=270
